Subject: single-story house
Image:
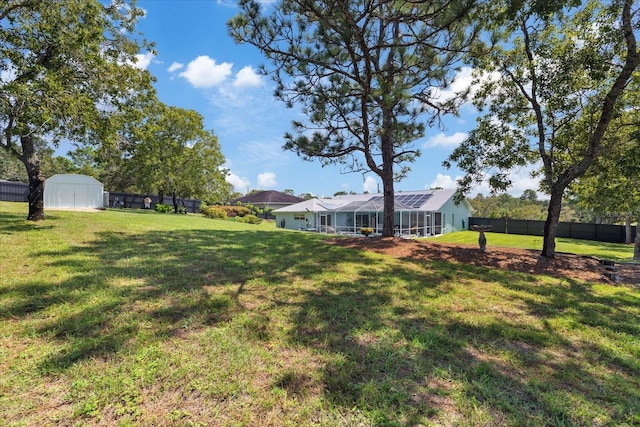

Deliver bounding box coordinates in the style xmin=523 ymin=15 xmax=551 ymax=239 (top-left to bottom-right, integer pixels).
xmin=228 ymin=190 xmax=304 ymax=211
xmin=273 ymin=189 xmax=474 ymax=236
xmin=44 ymin=174 xmax=104 ymax=209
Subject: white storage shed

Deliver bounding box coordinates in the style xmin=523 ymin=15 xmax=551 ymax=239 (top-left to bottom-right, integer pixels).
xmin=44 ymin=174 xmax=104 ymax=209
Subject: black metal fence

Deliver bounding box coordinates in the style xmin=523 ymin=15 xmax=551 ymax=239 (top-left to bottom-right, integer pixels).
xmin=469 ymin=217 xmax=637 ymax=244
xmin=107 ymin=192 xmax=201 ymax=213
xmin=0 ymin=180 xmax=28 ymax=202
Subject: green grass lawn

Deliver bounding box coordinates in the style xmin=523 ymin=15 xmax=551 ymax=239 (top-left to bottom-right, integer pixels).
xmin=1 ymin=201 xmax=639 ymax=426
xmin=430 ymin=231 xmax=636 ymax=262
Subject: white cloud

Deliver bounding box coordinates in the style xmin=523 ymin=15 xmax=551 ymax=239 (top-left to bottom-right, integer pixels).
xmin=431 ymin=166 xmax=543 ymax=198
xmin=257 ymin=171 xmax=277 ymax=189
xmin=423 ymin=132 xmax=467 ymax=149
xmin=434 ymin=66 xmax=474 ymax=103
xmin=226 ymin=172 xmax=251 ymax=193
xmin=167 ymin=62 xmax=184 ymax=73
xmin=233 ymin=66 xmax=263 ymax=87
xmin=363 ymin=176 xmax=379 ymax=193
xmin=428 ymin=173 xmax=461 ymax=190
xmin=179 ymin=55 xmax=232 ymax=88
xmin=134 ymin=52 xmax=154 ymax=70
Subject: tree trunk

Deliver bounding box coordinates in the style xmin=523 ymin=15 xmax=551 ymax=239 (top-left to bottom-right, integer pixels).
xmin=158 ymin=189 xmax=164 ymax=204
xmin=381 ymin=171 xmax=394 ymax=237
xmin=625 ymin=216 xmax=632 ymax=244
xmin=541 ymin=186 xmax=565 ymax=258
xmin=22 ymin=135 xmax=45 ymax=221
xmin=172 ymin=191 xmax=178 ymax=214
xmin=634 ymin=217 xmax=640 ymax=261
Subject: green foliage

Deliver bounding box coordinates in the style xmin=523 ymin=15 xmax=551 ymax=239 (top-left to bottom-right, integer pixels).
xmin=201 ymin=206 xmax=228 ymax=220
xmin=0 ymin=0 xmax=154 ymax=220
xmin=235 ymin=214 xmax=262 ymax=225
xmin=360 ymin=227 xmax=374 ymax=236
xmin=446 ymin=0 xmax=640 ymax=257
xmin=120 ymin=103 xmax=232 ymax=202
xmin=216 ymin=205 xmax=251 ymax=218
xmin=154 ymin=203 xmax=173 ymax=213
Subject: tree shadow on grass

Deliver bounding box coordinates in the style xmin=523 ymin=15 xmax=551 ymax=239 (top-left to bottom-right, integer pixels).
xmin=0 ymin=210 xmax=55 ymax=233
xmin=285 ymin=249 xmax=640 ymax=425
xmin=4 ymin=225 xmax=639 ymax=425
xmin=4 ymin=229 xmax=369 ymax=373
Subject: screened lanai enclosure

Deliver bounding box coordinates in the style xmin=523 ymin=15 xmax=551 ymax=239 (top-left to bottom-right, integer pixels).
xmin=273 ymin=189 xmax=472 ymax=237
xmin=317 ymin=194 xmax=443 ymax=236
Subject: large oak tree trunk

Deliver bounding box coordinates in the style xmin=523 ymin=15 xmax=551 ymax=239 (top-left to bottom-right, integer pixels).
xmin=22 ymin=135 xmax=45 ymax=221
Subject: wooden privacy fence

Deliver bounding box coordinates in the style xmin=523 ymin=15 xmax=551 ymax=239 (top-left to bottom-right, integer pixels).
xmin=469 ymin=217 xmax=637 ymax=244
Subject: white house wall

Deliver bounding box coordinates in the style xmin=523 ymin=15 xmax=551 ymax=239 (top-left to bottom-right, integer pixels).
xmin=439 ymin=197 xmax=473 ymax=233
xmin=275 ymin=212 xmax=315 ymax=231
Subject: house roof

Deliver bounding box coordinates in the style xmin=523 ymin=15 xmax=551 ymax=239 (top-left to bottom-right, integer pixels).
xmin=273 ymin=189 xmax=466 ymax=213
xmin=229 ymin=190 xmax=304 ymax=205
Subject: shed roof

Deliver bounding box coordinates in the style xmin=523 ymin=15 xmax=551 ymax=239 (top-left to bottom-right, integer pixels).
xmin=46 ymin=173 xmax=103 ymax=186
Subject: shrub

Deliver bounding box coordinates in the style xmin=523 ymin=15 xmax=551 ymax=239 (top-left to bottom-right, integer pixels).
xmin=155 ymin=203 xmax=173 ymax=213
xmin=360 ymin=227 xmax=374 ymax=236
xmin=201 ymin=206 xmax=227 ymax=220
xmin=218 ymin=205 xmax=251 ymax=218
xmin=235 ymin=214 xmax=262 ymax=224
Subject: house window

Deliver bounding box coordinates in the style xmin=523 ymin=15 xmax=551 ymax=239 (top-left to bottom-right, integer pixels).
xmin=355 ymin=213 xmax=369 ymax=227
xmin=294 ymin=214 xmax=306 ymax=220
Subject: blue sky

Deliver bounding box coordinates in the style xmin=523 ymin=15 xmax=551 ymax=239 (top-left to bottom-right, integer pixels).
xmin=123 ymin=0 xmax=538 ymax=198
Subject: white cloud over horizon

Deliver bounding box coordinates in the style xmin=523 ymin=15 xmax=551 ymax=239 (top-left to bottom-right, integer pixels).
xmin=428 ymin=173 xmax=460 ymax=190
xmin=363 ymin=176 xmax=379 ymax=193
xmin=179 ymin=55 xmax=232 ymax=88
xmin=257 ymin=171 xmax=277 ymax=189
xmin=429 ymin=166 xmax=543 ymax=198
xmin=226 ymin=172 xmax=251 ymax=193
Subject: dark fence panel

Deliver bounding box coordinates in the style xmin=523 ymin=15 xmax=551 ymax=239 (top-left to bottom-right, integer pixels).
xmin=0 ymin=181 xmax=28 ymax=202
xmin=107 ymin=192 xmax=201 ymax=213
xmin=469 ymin=217 xmax=636 ymax=244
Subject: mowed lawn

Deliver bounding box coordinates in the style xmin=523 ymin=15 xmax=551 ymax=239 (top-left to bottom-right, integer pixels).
xmin=1 ymin=202 xmax=639 ymax=426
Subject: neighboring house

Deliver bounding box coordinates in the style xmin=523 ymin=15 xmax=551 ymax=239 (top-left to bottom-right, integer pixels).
xmin=273 ymin=189 xmax=473 ymax=236
xmin=229 ymin=190 xmax=304 ymax=212
xmin=44 ymin=174 xmax=104 ymax=209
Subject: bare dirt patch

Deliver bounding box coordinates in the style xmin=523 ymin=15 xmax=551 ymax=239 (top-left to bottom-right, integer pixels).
xmin=326 ymin=236 xmax=640 ymax=286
